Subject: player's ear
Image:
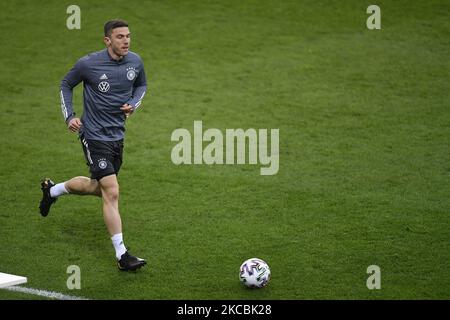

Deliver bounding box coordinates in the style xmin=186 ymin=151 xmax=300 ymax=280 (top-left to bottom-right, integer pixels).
xmin=104 ymin=36 xmax=111 ymax=46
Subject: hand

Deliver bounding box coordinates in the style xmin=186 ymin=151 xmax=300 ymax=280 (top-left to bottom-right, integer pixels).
xmin=68 ymin=118 xmax=82 ymax=133
xmin=120 ymin=103 xmax=134 ymax=119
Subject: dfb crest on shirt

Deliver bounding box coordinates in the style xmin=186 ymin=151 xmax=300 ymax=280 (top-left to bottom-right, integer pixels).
xmin=126 ymin=67 xmax=137 ymax=81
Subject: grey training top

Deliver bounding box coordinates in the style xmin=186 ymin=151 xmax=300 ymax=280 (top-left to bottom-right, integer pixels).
xmin=60 ymin=49 xmax=147 ymax=141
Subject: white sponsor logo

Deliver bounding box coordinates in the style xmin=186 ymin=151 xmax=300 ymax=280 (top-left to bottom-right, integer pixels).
xmin=98 ymin=81 xmax=110 ymax=92
xmin=100 ymin=74 xmax=108 ymax=80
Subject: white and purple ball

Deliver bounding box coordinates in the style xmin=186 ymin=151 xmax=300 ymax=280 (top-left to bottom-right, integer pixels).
xmin=239 ymin=258 xmax=271 ymax=288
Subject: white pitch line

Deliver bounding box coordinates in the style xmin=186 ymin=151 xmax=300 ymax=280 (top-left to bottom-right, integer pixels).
xmin=3 ymin=285 xmax=89 ymax=300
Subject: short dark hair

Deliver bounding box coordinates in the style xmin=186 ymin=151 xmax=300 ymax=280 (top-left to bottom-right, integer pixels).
xmin=104 ymin=19 xmax=128 ymax=37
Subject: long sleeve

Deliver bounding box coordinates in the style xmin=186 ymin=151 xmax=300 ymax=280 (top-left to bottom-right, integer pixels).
xmin=60 ymin=58 xmax=85 ymax=123
xmin=126 ymin=65 xmax=147 ymax=110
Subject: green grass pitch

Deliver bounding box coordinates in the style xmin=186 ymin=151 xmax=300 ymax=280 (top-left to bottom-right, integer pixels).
xmin=0 ymin=0 xmax=449 ymax=299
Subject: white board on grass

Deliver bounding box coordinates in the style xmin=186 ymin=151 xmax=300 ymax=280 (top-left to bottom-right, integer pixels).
xmin=0 ymin=272 xmax=27 ymax=288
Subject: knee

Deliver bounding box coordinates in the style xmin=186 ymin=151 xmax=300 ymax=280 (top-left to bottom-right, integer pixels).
xmin=102 ymin=185 xmax=119 ymax=202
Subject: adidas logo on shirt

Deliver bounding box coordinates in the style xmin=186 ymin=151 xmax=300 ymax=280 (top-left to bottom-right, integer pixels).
xmin=100 ymin=74 xmax=108 ymax=80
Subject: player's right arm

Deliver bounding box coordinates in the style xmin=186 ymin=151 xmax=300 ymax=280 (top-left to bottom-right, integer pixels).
xmin=60 ymin=58 xmax=85 ymax=131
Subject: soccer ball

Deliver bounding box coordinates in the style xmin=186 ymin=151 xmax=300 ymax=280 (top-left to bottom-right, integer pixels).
xmin=239 ymin=258 xmax=271 ymax=288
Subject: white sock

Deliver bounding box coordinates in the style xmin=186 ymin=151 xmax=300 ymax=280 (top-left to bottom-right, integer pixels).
xmin=50 ymin=182 xmax=69 ymax=198
xmin=111 ymin=233 xmax=127 ymax=260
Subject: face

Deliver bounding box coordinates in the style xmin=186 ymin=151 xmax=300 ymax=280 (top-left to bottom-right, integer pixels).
xmin=105 ymin=27 xmax=130 ymax=57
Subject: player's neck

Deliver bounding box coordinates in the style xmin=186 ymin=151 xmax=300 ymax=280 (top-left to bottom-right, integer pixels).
xmin=107 ymin=47 xmax=124 ymax=61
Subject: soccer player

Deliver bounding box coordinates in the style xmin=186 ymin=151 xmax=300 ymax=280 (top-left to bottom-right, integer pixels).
xmin=39 ymin=20 xmax=147 ymax=271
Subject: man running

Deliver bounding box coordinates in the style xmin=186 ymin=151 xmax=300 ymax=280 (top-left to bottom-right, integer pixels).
xmin=40 ymin=19 xmax=147 ymax=271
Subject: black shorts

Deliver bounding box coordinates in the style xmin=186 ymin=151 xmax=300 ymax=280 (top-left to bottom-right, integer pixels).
xmin=80 ymin=134 xmax=124 ymax=181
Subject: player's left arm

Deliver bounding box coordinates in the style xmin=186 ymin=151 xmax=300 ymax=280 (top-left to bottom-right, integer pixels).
xmin=122 ymin=64 xmax=147 ymax=117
